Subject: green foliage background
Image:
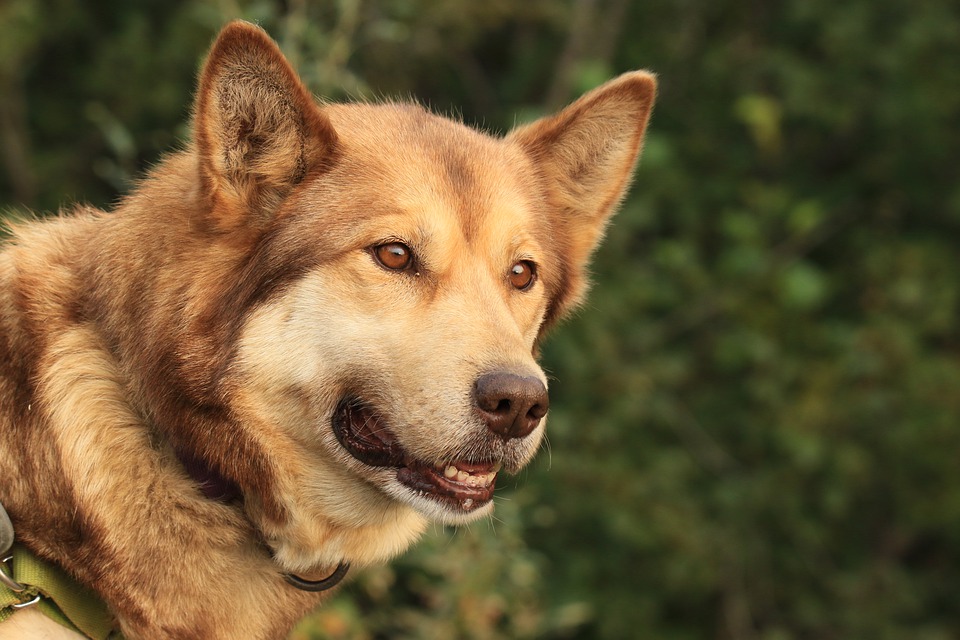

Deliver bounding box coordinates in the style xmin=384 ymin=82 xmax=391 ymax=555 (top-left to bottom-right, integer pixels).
xmin=2 ymin=1 xmax=959 ymax=637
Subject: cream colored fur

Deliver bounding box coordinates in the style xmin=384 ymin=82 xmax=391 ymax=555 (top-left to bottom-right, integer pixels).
xmin=0 ymin=20 xmax=655 ymax=639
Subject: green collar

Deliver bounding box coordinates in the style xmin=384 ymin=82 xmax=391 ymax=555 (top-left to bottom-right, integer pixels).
xmin=1 ymin=543 xmax=119 ymax=639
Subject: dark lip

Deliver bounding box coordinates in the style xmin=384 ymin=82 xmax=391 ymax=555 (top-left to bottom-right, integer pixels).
xmin=331 ymin=397 xmax=498 ymax=511
xmin=332 ymin=397 xmax=407 ymax=467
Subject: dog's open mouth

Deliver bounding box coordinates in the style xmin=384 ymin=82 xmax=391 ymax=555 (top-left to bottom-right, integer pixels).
xmin=331 ymin=398 xmax=500 ymax=512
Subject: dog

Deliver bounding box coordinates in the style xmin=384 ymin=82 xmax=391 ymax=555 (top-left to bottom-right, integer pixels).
xmin=0 ymin=20 xmax=655 ymax=640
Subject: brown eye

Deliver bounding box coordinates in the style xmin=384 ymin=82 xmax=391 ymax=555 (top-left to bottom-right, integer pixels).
xmin=509 ymin=260 xmax=536 ymax=290
xmin=373 ymin=242 xmax=414 ymax=271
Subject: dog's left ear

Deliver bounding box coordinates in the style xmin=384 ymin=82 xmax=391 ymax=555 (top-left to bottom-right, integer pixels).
xmin=194 ymin=21 xmax=338 ymax=229
xmin=509 ymin=71 xmax=656 ymax=330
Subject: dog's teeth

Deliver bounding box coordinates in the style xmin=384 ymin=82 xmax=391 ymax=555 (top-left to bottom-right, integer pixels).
xmin=492 ymin=462 xmax=502 ymax=473
xmin=440 ymin=464 xmax=498 ymax=486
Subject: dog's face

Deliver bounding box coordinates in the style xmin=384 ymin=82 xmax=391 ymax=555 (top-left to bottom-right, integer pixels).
xmin=189 ymin=22 xmax=654 ymax=573
xmin=239 ymin=107 xmax=554 ymax=526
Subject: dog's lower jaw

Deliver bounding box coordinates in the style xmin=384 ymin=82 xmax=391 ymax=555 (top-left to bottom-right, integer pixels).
xmin=259 ymin=463 xmax=502 ymax=575
xmin=393 ymin=484 xmax=497 ymax=526
xmin=264 ymin=501 xmax=429 ymax=575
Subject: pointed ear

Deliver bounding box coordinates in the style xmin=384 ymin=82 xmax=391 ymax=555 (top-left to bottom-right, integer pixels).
xmin=194 ymin=21 xmax=338 ymax=229
xmin=508 ymin=71 xmax=656 ymax=331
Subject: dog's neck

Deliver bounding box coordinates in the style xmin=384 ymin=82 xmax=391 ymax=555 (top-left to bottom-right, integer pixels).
xmin=174 ymin=447 xmax=351 ymax=594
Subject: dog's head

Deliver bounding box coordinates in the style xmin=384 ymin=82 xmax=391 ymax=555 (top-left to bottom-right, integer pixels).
xmin=179 ymin=22 xmax=654 ymax=572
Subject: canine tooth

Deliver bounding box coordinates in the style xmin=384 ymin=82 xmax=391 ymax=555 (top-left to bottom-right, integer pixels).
xmin=492 ymin=462 xmax=502 ymax=473
xmin=444 ymin=465 xmax=458 ymax=479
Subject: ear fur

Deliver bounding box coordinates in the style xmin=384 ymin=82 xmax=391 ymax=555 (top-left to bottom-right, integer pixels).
xmin=509 ymin=71 xmax=657 ymax=331
xmin=195 ymin=21 xmax=338 ymax=229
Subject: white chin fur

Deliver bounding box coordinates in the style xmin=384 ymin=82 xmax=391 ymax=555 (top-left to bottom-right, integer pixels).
xmin=384 ymin=479 xmax=495 ymax=525
xmin=268 ymin=471 xmax=492 ymax=574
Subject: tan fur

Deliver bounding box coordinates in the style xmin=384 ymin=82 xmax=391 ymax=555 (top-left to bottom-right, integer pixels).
xmin=0 ymin=21 xmax=655 ymax=639
xmin=0 ymin=607 xmax=83 ymax=639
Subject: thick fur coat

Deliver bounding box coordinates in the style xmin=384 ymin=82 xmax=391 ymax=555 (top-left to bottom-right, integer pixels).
xmin=0 ymin=21 xmax=655 ymax=639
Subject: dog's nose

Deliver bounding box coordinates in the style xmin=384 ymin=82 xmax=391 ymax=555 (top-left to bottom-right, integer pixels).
xmin=473 ymin=372 xmax=549 ymax=440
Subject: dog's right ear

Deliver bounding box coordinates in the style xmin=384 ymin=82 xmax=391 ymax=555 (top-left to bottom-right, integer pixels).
xmin=194 ymin=21 xmax=337 ymax=230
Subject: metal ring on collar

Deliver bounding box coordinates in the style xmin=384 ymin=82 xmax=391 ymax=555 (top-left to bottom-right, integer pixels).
xmin=283 ymin=562 xmax=350 ymax=592
xmin=11 ymin=593 xmax=41 ymax=609
xmin=0 ymin=554 xmax=26 ymax=593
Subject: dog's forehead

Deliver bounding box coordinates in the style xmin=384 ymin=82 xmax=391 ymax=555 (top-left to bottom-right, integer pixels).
xmin=324 ymin=102 xmax=540 ymax=243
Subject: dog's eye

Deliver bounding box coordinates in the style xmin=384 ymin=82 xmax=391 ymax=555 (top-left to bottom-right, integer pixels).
xmin=509 ymin=260 xmax=536 ymax=291
xmin=372 ymin=242 xmax=414 ymax=271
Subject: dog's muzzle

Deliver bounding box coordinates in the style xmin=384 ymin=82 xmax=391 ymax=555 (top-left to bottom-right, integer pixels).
xmin=331 ymin=371 xmax=547 ymax=515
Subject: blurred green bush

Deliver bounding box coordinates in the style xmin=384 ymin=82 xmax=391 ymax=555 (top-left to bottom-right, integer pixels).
xmin=2 ymin=0 xmax=959 ymax=637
